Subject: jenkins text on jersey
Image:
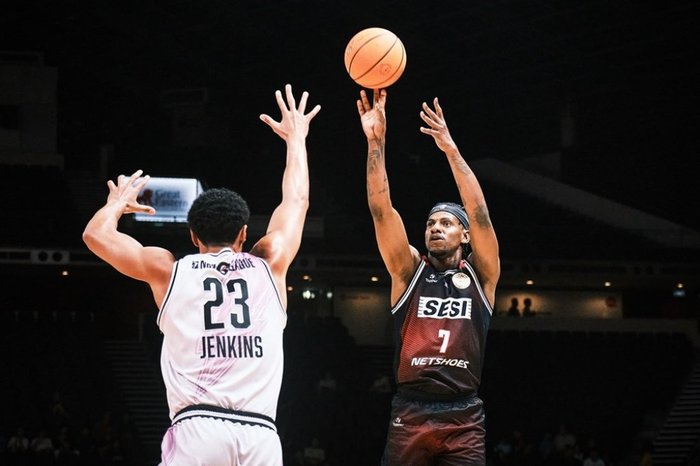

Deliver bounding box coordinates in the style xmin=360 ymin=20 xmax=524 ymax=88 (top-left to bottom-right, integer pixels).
xmin=200 ymin=335 xmax=263 ymax=359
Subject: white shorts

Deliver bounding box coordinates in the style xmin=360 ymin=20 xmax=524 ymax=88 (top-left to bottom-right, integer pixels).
xmin=159 ymin=413 xmax=282 ymax=466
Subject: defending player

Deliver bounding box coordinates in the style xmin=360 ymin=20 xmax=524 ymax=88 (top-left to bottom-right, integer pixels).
xmin=357 ymin=88 xmax=500 ymax=465
xmin=83 ymin=84 xmax=321 ymax=466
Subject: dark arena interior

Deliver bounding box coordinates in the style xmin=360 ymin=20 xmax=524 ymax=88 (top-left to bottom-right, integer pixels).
xmin=1 ymin=1 xmax=699 ymax=465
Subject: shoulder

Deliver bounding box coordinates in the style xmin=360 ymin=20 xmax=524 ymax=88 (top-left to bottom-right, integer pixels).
xmin=390 ymin=254 xmax=425 ymax=304
xmin=394 ymin=252 xmax=424 ymax=282
xmin=239 ymin=251 xmax=268 ymax=268
xmin=249 ymin=233 xmax=279 ymax=263
xmin=144 ymin=246 xmax=176 ymax=273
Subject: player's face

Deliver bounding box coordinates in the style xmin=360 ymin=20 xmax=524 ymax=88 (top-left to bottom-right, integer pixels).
xmin=424 ymin=212 xmax=466 ymax=257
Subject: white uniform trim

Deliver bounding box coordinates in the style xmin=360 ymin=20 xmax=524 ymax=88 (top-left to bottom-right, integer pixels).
xmin=157 ymin=260 xmax=180 ymax=328
xmin=391 ymin=260 xmax=426 ymax=315
xmin=459 ymin=260 xmax=494 ymax=315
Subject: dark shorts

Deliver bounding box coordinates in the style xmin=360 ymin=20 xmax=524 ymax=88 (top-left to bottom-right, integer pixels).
xmin=381 ymin=393 xmax=486 ymax=466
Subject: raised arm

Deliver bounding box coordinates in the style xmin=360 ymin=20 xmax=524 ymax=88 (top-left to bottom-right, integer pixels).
xmin=419 ymin=98 xmax=500 ymax=305
xmin=252 ymin=84 xmax=321 ymax=291
xmin=82 ymin=169 xmax=176 ymax=307
xmin=357 ymin=89 xmax=420 ymax=303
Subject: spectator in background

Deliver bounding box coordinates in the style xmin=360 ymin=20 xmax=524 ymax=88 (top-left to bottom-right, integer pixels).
xmin=93 ymin=410 xmax=113 ymax=452
xmin=30 ymin=428 xmax=55 ymax=466
xmin=638 ymin=440 xmax=653 ymax=466
xmin=48 ymin=390 xmax=70 ymax=431
xmin=6 ymin=426 xmax=29 ymax=465
xmin=522 ymin=298 xmax=536 ymax=317
xmin=370 ymin=372 xmax=393 ymax=394
xmin=75 ymin=425 xmax=99 ymax=465
xmin=538 ymin=431 xmax=555 ymax=463
xmin=303 ymin=437 xmax=327 ymax=466
xmin=507 ymin=297 xmax=521 ymax=317
xmin=511 ymin=430 xmax=537 ymax=464
xmin=317 ymin=370 xmax=338 ymax=394
xmin=493 ymin=436 xmax=514 ymax=464
xmin=583 ymin=448 xmax=605 ymax=466
xmin=54 ymin=426 xmax=80 ymax=466
xmin=553 ymin=423 xmax=578 ymax=459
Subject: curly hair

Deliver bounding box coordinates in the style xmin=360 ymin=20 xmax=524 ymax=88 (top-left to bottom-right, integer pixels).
xmin=187 ymin=188 xmax=250 ymax=246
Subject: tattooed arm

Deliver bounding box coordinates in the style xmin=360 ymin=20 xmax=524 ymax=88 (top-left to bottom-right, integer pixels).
xmin=419 ymin=97 xmax=500 ymax=306
xmin=357 ymin=89 xmax=421 ymax=305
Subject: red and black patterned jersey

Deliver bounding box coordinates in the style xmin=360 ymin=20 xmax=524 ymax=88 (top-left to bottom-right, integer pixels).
xmin=391 ymin=257 xmax=493 ymax=400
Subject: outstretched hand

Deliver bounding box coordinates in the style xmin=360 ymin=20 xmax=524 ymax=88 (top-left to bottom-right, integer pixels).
xmin=107 ymin=169 xmax=156 ymax=215
xmin=357 ymin=89 xmax=387 ymax=142
xmin=420 ymin=97 xmax=457 ymax=154
xmin=260 ymin=84 xmax=321 ymax=141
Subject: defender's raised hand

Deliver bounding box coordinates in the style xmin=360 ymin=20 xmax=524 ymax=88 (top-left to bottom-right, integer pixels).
xmin=107 ymin=169 xmax=155 ymax=215
xmin=260 ymin=84 xmax=321 ymax=141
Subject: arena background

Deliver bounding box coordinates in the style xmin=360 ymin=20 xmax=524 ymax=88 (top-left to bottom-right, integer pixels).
xmin=1 ymin=1 xmax=699 ymax=465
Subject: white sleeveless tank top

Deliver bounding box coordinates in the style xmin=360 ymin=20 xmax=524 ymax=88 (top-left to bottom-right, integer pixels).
xmin=157 ymin=248 xmax=286 ymax=421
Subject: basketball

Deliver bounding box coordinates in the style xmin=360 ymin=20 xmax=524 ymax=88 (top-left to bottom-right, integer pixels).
xmin=344 ymin=27 xmax=406 ymax=89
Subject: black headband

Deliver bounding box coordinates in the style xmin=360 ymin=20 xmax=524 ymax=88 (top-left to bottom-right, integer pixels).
xmin=429 ymin=202 xmax=469 ymax=229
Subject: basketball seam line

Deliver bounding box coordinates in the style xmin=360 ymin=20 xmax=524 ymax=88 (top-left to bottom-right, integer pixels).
xmin=351 ymin=34 xmax=401 ymax=86
xmin=366 ymin=42 xmax=405 ymax=88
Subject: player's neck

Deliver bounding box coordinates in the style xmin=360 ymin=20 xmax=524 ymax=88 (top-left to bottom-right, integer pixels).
xmin=426 ymin=253 xmax=462 ymax=272
xmin=199 ymin=243 xmax=241 ymax=254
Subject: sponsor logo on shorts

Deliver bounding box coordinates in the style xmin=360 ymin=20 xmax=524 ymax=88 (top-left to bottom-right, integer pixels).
xmin=392 ymin=417 xmax=404 ymax=427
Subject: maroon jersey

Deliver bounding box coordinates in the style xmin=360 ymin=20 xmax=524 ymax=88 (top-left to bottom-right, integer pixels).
xmin=391 ymin=257 xmax=492 ymax=399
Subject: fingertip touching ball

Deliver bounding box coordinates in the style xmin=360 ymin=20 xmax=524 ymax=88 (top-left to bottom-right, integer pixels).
xmin=344 ymin=27 xmax=406 ymax=89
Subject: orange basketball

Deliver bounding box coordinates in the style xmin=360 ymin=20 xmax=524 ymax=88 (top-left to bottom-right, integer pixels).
xmin=344 ymin=27 xmax=406 ymax=89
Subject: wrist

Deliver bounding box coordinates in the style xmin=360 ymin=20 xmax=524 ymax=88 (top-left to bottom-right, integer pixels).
xmin=286 ymin=135 xmax=306 ymax=147
xmin=105 ymin=199 xmax=129 ymax=214
xmin=443 ymin=144 xmax=461 ymax=158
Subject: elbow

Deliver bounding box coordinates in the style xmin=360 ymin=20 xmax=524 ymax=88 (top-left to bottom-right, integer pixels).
xmin=368 ymin=201 xmax=395 ymax=222
xmin=283 ymin=192 xmax=309 ymax=211
xmin=82 ymin=230 xmax=93 ymax=249
xmin=298 ymin=195 xmax=310 ymax=213
xmin=293 ymin=195 xmax=310 ymax=218
xmin=82 ymin=227 xmax=98 ymax=251
xmin=368 ymin=204 xmax=384 ymax=220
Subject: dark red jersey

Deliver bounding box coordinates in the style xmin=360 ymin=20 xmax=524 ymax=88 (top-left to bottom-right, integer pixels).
xmin=391 ymin=257 xmax=492 ymax=399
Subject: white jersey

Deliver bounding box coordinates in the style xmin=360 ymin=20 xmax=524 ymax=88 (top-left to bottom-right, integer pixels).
xmin=157 ymin=248 xmax=286 ymax=422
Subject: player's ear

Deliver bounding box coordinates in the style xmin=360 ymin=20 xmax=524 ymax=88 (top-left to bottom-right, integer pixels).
xmin=462 ymin=229 xmax=470 ymax=245
xmin=236 ymin=225 xmax=247 ymax=246
xmin=190 ymin=231 xmax=199 ymax=248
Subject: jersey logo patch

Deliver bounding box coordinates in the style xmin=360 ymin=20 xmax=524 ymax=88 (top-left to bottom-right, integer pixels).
xmin=216 ymin=261 xmax=230 ymax=274
xmin=417 ymin=296 xmax=472 ymax=319
xmin=452 ymin=272 xmax=471 ymax=289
